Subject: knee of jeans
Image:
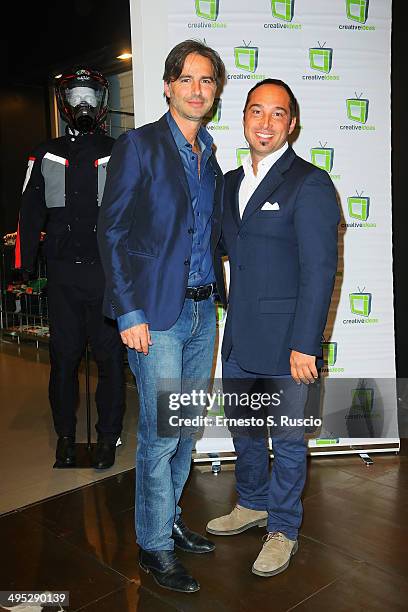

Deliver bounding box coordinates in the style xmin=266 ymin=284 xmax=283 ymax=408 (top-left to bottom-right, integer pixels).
xmin=272 ymin=438 xmax=307 ymax=456
xmin=179 ymin=426 xmax=200 ymax=438
xmin=138 ymin=434 xmax=179 ymax=457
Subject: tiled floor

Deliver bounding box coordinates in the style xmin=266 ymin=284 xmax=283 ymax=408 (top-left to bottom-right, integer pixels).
xmin=1 ymin=454 xmax=408 ymax=611
xmin=0 ymin=338 xmax=137 ymax=515
xmin=1 ymin=338 xmax=408 ymax=610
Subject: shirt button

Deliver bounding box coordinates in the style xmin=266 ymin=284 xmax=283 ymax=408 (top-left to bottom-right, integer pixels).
xmin=74 ymin=191 xmax=79 ymax=195
xmin=238 ymin=265 xmax=245 ymax=271
xmin=184 ymin=259 xmax=190 ymax=266
xmin=75 ymin=217 xmax=80 ymax=221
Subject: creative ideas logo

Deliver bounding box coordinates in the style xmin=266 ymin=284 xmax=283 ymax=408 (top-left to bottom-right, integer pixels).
xmin=346 ymin=0 xmax=369 ymax=23
xmin=346 ymin=383 xmax=381 ymax=430
xmin=340 ymin=93 xmax=375 ymax=131
xmin=189 ymin=0 xmax=226 ymax=28
xmin=342 ymin=190 xmax=376 ymax=229
xmin=349 ymin=192 xmax=370 ymax=220
xmin=321 ymin=340 xmax=345 ymax=374
xmin=264 ymin=0 xmax=302 ymax=30
xmin=316 ymin=438 xmax=340 ymax=446
xmin=350 ymin=287 xmax=371 ymax=317
xmin=322 ymin=341 xmax=337 ymax=366
xmin=228 ymin=42 xmax=265 ymax=81
xmin=351 ymin=386 xmax=374 ymax=414
xmin=311 ymin=142 xmax=333 ymax=171
xmin=343 ymin=382 xmax=382 ymax=439
xmin=310 ymin=43 xmax=332 ymax=73
xmin=303 ymin=42 xmax=339 ymax=81
xmin=343 ymin=286 xmax=378 ymax=325
xmin=205 ymin=98 xmax=229 ymax=132
xmin=347 ymin=93 xmax=369 ymax=123
xmin=310 ymin=142 xmax=340 ymax=180
xmin=196 ymin=0 xmax=219 ymax=20
xmin=235 ymin=42 xmax=258 ymax=73
xmin=339 ymin=0 xmax=375 ymax=30
xmin=236 ymin=147 xmax=251 ymax=166
xmin=216 ymin=303 xmax=227 ymax=327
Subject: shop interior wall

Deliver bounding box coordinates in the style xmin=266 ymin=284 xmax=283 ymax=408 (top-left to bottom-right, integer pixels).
xmin=0 ymin=86 xmax=49 ymax=239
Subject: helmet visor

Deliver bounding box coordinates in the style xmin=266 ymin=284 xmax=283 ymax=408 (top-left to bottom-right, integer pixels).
xmin=57 ymin=70 xmax=109 ymax=132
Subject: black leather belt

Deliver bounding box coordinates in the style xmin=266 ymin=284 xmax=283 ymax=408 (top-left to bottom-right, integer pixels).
xmin=185 ymin=282 xmax=216 ymax=301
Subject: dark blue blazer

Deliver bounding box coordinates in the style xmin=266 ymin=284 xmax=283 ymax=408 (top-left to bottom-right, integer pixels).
xmin=97 ymin=115 xmax=225 ymax=330
xmin=220 ymin=146 xmax=340 ymax=375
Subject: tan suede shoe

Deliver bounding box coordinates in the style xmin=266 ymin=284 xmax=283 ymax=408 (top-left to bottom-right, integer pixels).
xmin=252 ymin=531 xmax=298 ymax=577
xmin=206 ymin=505 xmax=268 ymax=535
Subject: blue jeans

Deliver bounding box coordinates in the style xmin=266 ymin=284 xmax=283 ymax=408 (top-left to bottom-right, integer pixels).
xmin=223 ymin=349 xmax=308 ymax=541
xmin=127 ymin=297 xmax=216 ymax=551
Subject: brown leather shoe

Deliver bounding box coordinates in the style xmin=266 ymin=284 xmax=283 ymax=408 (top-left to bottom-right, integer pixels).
xmin=206 ymin=505 xmax=268 ymax=535
xmin=252 ymin=531 xmax=298 ymax=577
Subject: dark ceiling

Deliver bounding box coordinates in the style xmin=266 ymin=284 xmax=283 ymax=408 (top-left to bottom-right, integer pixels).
xmin=4 ymin=0 xmax=132 ymax=86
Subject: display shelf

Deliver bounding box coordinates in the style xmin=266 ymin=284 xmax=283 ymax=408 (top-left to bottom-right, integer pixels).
xmin=0 ymin=242 xmax=49 ymax=342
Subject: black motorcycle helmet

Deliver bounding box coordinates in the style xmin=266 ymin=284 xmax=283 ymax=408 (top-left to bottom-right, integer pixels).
xmin=55 ymin=68 xmax=109 ymax=133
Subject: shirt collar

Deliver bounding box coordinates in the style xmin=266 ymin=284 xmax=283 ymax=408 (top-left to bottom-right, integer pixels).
xmin=243 ymin=142 xmax=289 ymax=179
xmin=166 ymin=110 xmax=213 ymax=153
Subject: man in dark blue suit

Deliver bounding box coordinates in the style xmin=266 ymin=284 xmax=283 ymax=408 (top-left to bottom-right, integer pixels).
xmin=97 ymin=40 xmax=226 ymax=593
xmin=206 ymin=79 xmax=340 ymax=577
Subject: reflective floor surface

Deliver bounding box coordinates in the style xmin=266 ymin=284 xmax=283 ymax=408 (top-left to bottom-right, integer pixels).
xmin=1 ymin=338 xmax=407 ymax=610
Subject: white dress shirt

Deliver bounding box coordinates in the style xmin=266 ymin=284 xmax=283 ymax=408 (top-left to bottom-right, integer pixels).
xmin=239 ymin=142 xmax=288 ymax=219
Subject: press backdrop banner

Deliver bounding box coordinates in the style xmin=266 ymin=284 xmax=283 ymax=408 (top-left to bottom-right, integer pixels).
xmin=130 ymin=0 xmax=398 ymax=454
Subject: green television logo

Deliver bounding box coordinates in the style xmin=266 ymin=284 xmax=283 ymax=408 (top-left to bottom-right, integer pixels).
xmin=311 ymin=142 xmax=334 ymax=172
xmin=195 ymin=0 xmax=219 ymax=21
xmin=216 ymin=303 xmax=226 ymax=326
xmin=351 ymin=386 xmax=374 ymax=415
xmin=206 ymin=98 xmax=222 ymax=124
xmin=207 ymin=394 xmax=224 ymax=417
xmin=347 ymin=93 xmax=369 ymax=123
xmin=346 ymin=0 xmax=369 ymax=24
xmin=322 ymin=341 xmax=337 ymax=367
xmin=236 ymin=147 xmax=251 ymax=166
xmin=271 ymin=0 xmax=294 ymax=21
xmin=234 ymin=41 xmax=259 ymax=73
xmin=349 ymin=287 xmax=372 ymax=317
xmin=309 ymin=42 xmax=333 ymax=73
xmin=348 ymin=191 xmax=370 ymax=220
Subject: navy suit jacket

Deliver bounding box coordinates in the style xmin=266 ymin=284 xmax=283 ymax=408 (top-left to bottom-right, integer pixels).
xmin=220 ymin=146 xmax=340 ymax=375
xmin=97 ymin=114 xmax=225 ymax=330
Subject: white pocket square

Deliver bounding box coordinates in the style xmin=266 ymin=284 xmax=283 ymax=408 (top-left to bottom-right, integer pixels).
xmin=261 ymin=201 xmax=280 ymax=211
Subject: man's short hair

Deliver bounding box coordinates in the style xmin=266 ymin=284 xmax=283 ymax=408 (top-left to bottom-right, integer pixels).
xmin=243 ymin=79 xmax=298 ymax=119
xmin=163 ymin=39 xmax=225 ymax=94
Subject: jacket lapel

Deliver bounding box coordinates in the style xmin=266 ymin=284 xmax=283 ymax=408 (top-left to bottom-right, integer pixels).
xmin=230 ymin=167 xmax=244 ymax=228
xmin=209 ymin=153 xmax=223 ymax=220
xmin=157 ymin=115 xmax=191 ymax=200
xmin=241 ymin=146 xmax=296 ymax=226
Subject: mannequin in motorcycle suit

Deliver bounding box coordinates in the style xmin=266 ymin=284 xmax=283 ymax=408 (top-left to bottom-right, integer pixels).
xmin=15 ymin=68 xmax=125 ymax=469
